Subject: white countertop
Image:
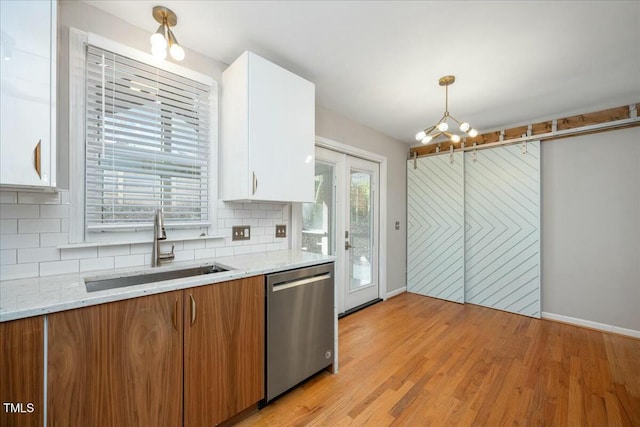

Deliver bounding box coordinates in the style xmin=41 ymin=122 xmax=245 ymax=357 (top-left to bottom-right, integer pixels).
xmin=0 ymin=250 xmax=334 ymax=322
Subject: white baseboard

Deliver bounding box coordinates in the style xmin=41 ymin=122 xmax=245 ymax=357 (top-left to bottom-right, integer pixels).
xmin=385 ymin=286 xmax=406 ymax=299
xmin=541 ymin=312 xmax=640 ymax=339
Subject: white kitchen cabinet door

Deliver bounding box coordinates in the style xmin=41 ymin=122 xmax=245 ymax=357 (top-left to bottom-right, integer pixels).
xmin=221 ymin=51 xmax=314 ymax=203
xmin=0 ymin=0 xmax=56 ymax=189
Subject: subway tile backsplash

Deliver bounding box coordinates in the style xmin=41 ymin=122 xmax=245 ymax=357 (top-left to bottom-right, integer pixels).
xmin=0 ymin=190 xmax=290 ymax=280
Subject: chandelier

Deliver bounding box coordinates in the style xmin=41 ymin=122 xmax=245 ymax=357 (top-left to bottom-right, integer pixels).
xmin=415 ymin=75 xmax=478 ymax=144
xmin=150 ymin=6 xmax=185 ymax=61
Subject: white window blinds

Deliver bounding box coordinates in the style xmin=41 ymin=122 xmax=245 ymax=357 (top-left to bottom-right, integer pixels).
xmin=85 ymin=45 xmax=211 ymax=230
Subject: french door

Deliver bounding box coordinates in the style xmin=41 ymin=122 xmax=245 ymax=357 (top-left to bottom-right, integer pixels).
xmin=301 ymin=147 xmax=380 ymax=314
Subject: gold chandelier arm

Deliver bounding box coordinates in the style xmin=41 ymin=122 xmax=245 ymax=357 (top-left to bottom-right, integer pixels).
xmin=448 ymin=114 xmax=462 ymax=125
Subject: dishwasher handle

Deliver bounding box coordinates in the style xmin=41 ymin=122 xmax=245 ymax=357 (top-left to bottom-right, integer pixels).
xmin=272 ymin=273 xmax=331 ymax=292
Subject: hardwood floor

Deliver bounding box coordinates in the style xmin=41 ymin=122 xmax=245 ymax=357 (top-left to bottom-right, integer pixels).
xmin=237 ymin=292 xmax=640 ymax=426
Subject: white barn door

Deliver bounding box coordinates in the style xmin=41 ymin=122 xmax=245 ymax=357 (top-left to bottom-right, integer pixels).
xmin=407 ymin=153 xmax=464 ymax=303
xmin=464 ymin=142 xmax=541 ymax=317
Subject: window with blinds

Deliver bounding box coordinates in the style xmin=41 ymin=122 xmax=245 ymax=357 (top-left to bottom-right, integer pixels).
xmin=85 ymin=45 xmax=211 ymax=230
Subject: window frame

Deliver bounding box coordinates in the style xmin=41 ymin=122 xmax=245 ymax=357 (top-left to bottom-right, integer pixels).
xmin=69 ymin=29 xmax=218 ymax=244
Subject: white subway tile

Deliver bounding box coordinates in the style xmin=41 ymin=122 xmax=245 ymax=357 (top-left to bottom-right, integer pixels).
xmin=224 ymin=218 xmax=242 ymax=227
xmin=18 ymin=218 xmax=60 ymax=233
xmin=60 ymin=219 xmax=69 ymax=233
xmin=80 ymin=256 xmax=115 ymax=272
xmin=205 ymin=238 xmax=225 ymax=248
xmin=258 ymin=218 xmax=274 ymax=227
xmin=250 ymin=210 xmax=266 ymax=218
xmin=173 ymin=250 xmax=194 ymax=262
xmin=217 ymin=209 xmax=235 ymax=219
xmin=1 ymin=249 xmax=17 ymax=265
xmin=250 ymin=244 xmax=267 ymax=253
xmin=40 ymin=204 xmax=69 ymax=219
xmin=40 ymin=232 xmax=69 ymax=247
xmin=282 ymin=208 xmax=289 ymax=220
xmin=98 ymin=245 xmax=130 ymax=257
xmin=0 ymin=263 xmax=39 ymax=280
xmin=0 ymin=234 xmax=40 ymax=250
xmin=258 ymin=235 xmax=275 ymax=244
xmin=243 ymin=219 xmax=259 ymax=227
xmin=60 ymin=247 xmax=97 ymax=260
xmin=59 ymin=190 xmax=70 ymax=205
xmin=194 ymin=248 xmax=216 ymax=260
xmin=183 ymin=240 xmax=206 ymax=250
xmin=0 ymin=219 xmax=17 ymax=234
xmin=260 ymin=203 xmax=275 ymax=211
xmin=233 ymin=246 xmax=252 ymax=255
xmin=215 ymin=247 xmax=234 ymax=257
xmin=233 ymin=209 xmax=251 ymax=218
xmin=267 ymin=242 xmax=286 ymax=251
xmin=40 ymin=259 xmax=79 ymax=276
xmin=18 ymin=192 xmax=61 ymax=205
xmin=0 ymin=204 xmax=40 ymax=219
xmin=18 ymin=247 xmax=60 ymax=263
xmin=114 ymin=254 xmax=145 ymax=268
xmin=252 ymin=227 xmax=265 ymax=236
xmin=267 ymin=210 xmax=283 ymax=219
xmin=0 ymin=191 xmax=17 ymax=204
xmin=130 ymin=243 xmax=152 ymax=254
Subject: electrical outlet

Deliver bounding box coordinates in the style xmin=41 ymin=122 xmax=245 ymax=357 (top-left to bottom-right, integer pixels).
xmin=232 ymin=225 xmax=250 ymax=241
xmin=275 ymin=224 xmax=287 ymax=238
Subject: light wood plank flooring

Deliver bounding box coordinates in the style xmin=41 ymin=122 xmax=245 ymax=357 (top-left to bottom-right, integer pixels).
xmin=238 ymin=292 xmax=640 ymax=426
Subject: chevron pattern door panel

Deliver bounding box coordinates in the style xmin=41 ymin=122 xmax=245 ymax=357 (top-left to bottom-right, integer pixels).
xmin=464 ymin=142 xmax=540 ymax=317
xmin=407 ymin=153 xmax=464 ymax=303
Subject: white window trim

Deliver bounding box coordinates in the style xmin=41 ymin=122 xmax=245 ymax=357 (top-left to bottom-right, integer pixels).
xmin=68 ymin=28 xmax=218 ymax=244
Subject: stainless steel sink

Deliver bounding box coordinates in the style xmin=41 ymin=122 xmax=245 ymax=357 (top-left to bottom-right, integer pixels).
xmin=85 ymin=264 xmax=229 ymax=293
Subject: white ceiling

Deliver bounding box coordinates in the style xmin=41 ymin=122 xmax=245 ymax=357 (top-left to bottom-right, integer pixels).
xmin=84 ymin=1 xmax=640 ymax=145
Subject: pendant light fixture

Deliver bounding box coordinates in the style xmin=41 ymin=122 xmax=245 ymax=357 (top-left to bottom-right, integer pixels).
xmin=150 ymin=6 xmax=185 ymax=61
xmin=415 ymin=75 xmax=478 ymax=145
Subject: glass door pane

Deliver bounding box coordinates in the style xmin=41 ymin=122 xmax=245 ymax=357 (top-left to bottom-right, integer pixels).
xmin=349 ymin=170 xmax=373 ymax=290
xmin=301 ymin=161 xmax=334 ymax=256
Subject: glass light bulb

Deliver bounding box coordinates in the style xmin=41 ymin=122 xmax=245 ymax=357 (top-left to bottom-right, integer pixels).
xmin=415 ymin=131 xmax=426 ymax=141
xmin=151 ymin=45 xmax=167 ymax=60
xmin=150 ymin=32 xmax=167 ymax=49
xmin=451 ymin=134 xmax=461 ymax=143
xmin=468 ymin=128 xmax=478 ymax=138
xmin=459 ymin=122 xmax=470 ymax=132
xmin=437 ymin=122 xmax=448 ymax=132
xmin=170 ymin=44 xmax=185 ymax=61
xmin=421 ymin=135 xmax=433 ymax=144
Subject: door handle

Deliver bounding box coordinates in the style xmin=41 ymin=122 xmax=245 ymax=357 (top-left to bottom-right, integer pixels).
xmin=172 ymin=298 xmax=178 ymax=330
xmin=345 ymin=241 xmax=352 ymax=250
xmin=252 ymin=172 xmax=258 ymax=195
xmin=190 ymin=294 xmax=196 ymax=325
xmin=33 ymin=140 xmax=42 ymax=178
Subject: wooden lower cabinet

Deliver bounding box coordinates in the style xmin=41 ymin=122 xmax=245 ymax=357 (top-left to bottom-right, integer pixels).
xmin=46 ymin=276 xmax=265 ymax=427
xmin=47 ymin=291 xmax=183 ymax=427
xmin=184 ymin=276 xmax=265 ymax=427
xmin=0 ymin=316 xmax=44 ymax=427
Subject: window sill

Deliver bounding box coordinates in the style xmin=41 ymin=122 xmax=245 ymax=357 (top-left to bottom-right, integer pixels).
xmin=58 ymin=235 xmax=225 ymax=250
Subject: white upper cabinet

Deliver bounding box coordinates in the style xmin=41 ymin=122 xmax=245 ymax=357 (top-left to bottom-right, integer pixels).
xmin=221 ymin=51 xmax=315 ymax=203
xmin=0 ymin=0 xmax=56 ymax=189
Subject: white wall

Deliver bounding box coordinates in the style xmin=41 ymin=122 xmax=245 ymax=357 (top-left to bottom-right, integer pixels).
xmin=316 ymin=106 xmax=408 ymax=294
xmin=541 ymin=127 xmax=640 ymax=332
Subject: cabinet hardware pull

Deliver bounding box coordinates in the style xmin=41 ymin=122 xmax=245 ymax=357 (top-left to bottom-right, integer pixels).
xmin=252 ymin=172 xmax=258 ymax=195
xmin=172 ymin=298 xmax=178 ymax=330
xmin=190 ymin=294 xmax=196 ymax=325
xmin=33 ymin=140 xmax=42 ymax=179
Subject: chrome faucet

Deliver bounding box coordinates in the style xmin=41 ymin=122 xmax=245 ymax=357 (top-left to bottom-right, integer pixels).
xmin=152 ymin=208 xmax=175 ymax=267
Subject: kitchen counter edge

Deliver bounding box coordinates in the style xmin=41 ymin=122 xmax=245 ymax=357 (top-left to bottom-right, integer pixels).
xmin=0 ymin=250 xmax=335 ymax=322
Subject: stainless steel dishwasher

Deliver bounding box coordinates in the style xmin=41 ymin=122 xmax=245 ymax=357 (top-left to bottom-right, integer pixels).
xmin=266 ymin=262 xmax=335 ymax=403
